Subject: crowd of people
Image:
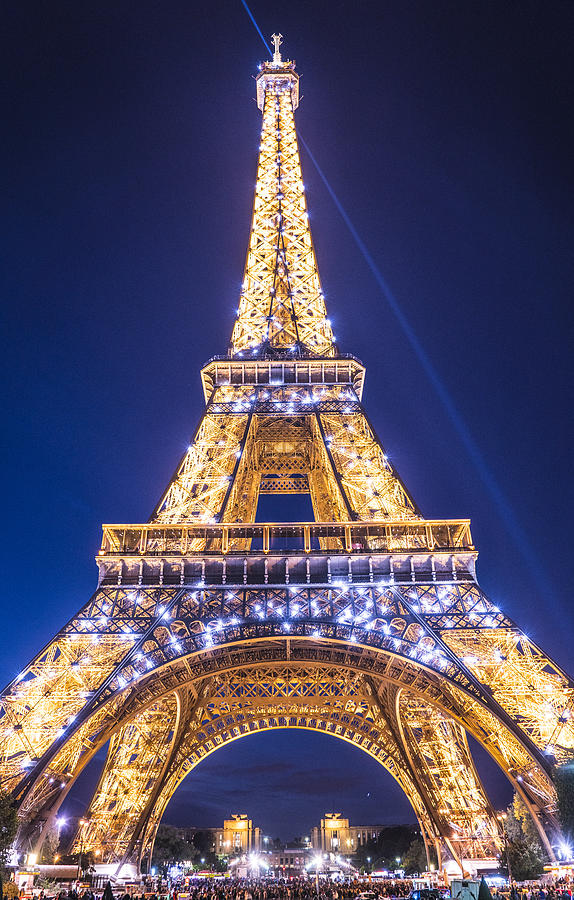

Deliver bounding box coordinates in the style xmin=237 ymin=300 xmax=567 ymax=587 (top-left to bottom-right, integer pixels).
xmin=48 ymin=881 xmax=415 ymax=900
xmin=15 ymin=877 xmax=574 ymax=900
xmin=495 ymin=888 xmax=574 ymax=900
xmin=166 ymin=878 xmax=414 ymax=900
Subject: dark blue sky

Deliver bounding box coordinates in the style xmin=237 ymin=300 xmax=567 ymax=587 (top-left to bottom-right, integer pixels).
xmin=2 ymin=1 xmax=573 ymax=839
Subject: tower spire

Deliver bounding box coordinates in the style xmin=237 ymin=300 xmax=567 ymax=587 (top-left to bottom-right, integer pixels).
xmin=271 ymin=32 xmax=283 ymax=65
xmin=230 ymin=36 xmax=335 ymax=359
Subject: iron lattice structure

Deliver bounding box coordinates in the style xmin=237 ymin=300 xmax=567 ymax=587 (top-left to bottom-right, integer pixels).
xmin=2 ymin=37 xmax=574 ymax=875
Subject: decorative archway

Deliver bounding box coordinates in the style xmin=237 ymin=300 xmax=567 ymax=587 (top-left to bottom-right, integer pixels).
xmin=11 ymin=622 xmax=565 ymax=871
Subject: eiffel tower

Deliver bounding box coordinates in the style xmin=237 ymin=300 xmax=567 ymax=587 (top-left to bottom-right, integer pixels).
xmin=3 ymin=35 xmax=574 ymax=877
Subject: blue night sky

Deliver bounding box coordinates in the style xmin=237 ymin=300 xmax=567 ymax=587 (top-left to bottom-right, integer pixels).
xmin=2 ymin=1 xmax=573 ymax=839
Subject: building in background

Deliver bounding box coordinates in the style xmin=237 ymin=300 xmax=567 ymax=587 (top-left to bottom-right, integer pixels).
xmin=311 ymin=814 xmax=384 ymax=856
xmin=214 ymin=815 xmax=261 ymax=855
xmin=267 ymin=846 xmax=314 ymax=876
xmin=175 ymin=815 xmax=261 ymax=856
xmin=177 ymin=812 xmax=391 ymax=861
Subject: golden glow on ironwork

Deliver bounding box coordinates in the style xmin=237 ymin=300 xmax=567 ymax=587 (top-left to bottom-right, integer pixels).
xmin=1 ymin=37 xmax=573 ymax=877
xmin=230 ymin=50 xmax=333 ymax=358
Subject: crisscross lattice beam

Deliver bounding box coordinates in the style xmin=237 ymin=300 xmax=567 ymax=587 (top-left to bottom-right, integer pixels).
xmin=230 ymin=56 xmax=334 ymax=358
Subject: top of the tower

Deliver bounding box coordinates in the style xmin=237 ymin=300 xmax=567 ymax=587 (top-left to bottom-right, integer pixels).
xmin=256 ymin=35 xmax=299 ymax=110
xmin=229 ymin=37 xmax=335 ymax=359
xmin=271 ymin=32 xmax=283 ymax=65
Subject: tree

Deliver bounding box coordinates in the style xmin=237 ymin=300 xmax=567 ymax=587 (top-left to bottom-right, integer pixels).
xmin=402 ymin=839 xmax=428 ymax=875
xmin=0 ymin=790 xmax=18 ymax=872
xmin=0 ymin=789 xmax=19 ymax=900
xmin=555 ymin=763 xmax=574 ymax=840
xmin=503 ymin=793 xmax=547 ymax=881
xmin=354 ymin=825 xmax=420 ymax=871
xmin=189 ymin=830 xmax=225 ymax=871
xmin=211 ymin=855 xmax=228 ymax=873
xmin=34 ymin=877 xmax=59 ymax=894
xmin=151 ymin=825 xmax=196 ymax=875
xmin=191 ymin=830 xmax=214 ymax=857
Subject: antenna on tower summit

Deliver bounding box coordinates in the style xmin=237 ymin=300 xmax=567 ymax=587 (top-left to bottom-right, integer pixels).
xmin=271 ymin=32 xmax=283 ymax=64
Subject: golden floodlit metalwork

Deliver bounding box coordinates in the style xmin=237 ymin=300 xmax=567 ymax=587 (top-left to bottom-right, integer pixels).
xmin=2 ymin=38 xmax=573 ymax=877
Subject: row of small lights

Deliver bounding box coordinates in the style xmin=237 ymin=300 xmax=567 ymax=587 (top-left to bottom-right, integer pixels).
xmin=211 ymin=397 xmax=358 ymax=414
xmin=69 ymin=584 xmax=503 ymax=632
xmin=103 ymin=585 xmax=464 ymax=678
xmin=12 ymin=582 xmax=510 ymax=684
xmin=60 ymin=586 xmax=463 ymax=694
xmin=10 ymin=585 xmax=572 ymax=769
xmin=214 ymin=386 xmax=356 ymax=400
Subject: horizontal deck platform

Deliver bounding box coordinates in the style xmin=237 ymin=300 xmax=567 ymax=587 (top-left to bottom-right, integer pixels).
xmin=97 ymin=552 xmax=477 ymax=588
xmin=100 ymin=518 xmax=473 ymax=557
xmin=97 ymin=519 xmax=477 ymax=587
xmin=200 ymin=355 xmax=366 ymax=401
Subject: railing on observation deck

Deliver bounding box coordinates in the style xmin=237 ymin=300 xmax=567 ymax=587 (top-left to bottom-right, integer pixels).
xmin=99 ymin=519 xmax=473 ymax=558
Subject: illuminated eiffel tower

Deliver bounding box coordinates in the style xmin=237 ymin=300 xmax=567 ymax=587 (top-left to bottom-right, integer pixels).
xmin=2 ymin=35 xmax=574 ymax=876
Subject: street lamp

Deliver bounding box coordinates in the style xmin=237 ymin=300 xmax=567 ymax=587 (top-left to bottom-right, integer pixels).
xmin=77 ymin=819 xmax=90 ymax=881
xmin=53 ymin=817 xmax=66 ymax=864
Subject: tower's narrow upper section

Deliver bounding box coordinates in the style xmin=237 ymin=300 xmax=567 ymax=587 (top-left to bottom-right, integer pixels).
xmin=229 ymin=36 xmax=335 ymax=359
